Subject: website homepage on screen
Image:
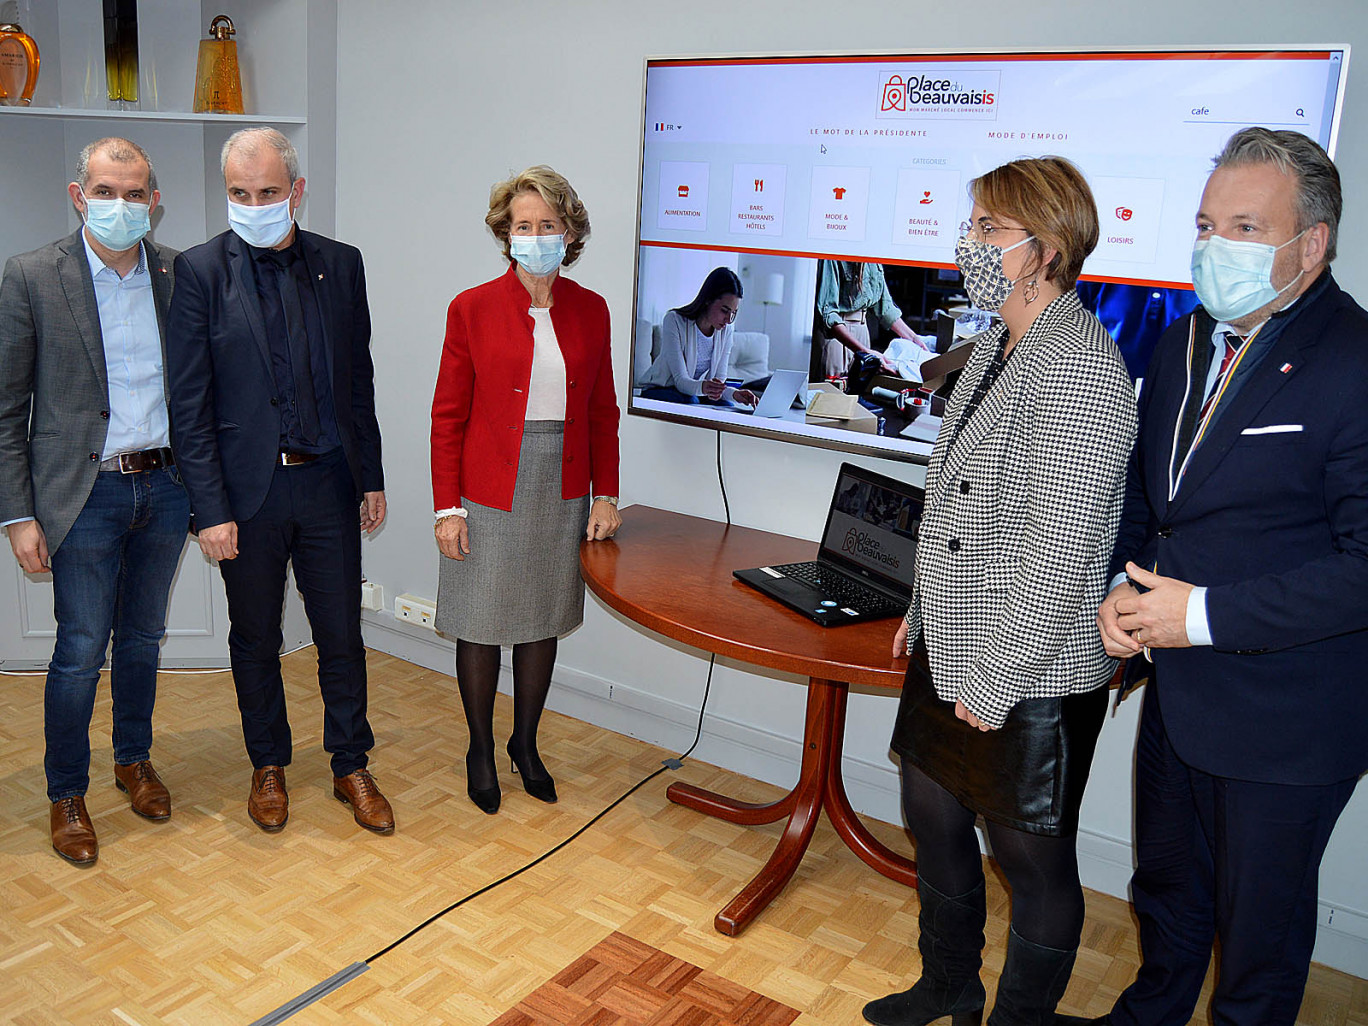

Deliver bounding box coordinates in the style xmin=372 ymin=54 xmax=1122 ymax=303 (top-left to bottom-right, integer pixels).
xmin=629 ymin=48 xmax=1349 ymax=462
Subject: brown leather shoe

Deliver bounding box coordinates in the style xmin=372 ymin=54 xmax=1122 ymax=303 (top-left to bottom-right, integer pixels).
xmin=248 ymin=766 xmax=289 ymax=832
xmin=114 ymin=760 xmax=171 ymax=820
xmin=333 ymin=768 xmax=394 ymax=834
xmin=50 ymin=796 xmax=98 ymax=865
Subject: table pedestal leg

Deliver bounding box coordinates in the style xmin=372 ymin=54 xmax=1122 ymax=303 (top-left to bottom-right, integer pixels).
xmin=821 ymin=680 xmax=920 ymax=888
xmin=666 ymin=677 xmax=918 ymax=936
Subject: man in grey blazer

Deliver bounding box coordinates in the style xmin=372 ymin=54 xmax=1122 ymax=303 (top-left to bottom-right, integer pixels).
xmin=0 ymin=137 xmax=190 ymax=865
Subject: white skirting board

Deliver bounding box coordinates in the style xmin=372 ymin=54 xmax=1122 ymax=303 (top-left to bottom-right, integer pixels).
xmin=360 ymin=609 xmax=1368 ymax=978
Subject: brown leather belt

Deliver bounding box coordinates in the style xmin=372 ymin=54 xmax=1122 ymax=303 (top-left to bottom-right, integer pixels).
xmin=279 ymin=450 xmax=321 ymax=466
xmin=99 ymin=447 xmax=174 ymax=474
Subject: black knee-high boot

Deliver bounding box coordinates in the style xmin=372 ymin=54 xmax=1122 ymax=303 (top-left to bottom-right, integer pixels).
xmin=862 ymin=880 xmax=987 ymax=1026
xmin=986 ymin=927 xmax=1076 ymax=1026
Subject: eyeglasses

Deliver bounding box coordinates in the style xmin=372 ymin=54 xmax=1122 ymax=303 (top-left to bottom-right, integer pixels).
xmin=959 ymin=220 xmax=1030 ymax=243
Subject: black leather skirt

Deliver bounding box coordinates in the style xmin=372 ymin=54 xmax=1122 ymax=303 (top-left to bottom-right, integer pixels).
xmin=889 ymin=641 xmax=1108 ymax=836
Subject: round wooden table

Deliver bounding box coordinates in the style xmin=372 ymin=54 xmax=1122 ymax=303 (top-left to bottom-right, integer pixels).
xmin=580 ymin=504 xmax=917 ymax=936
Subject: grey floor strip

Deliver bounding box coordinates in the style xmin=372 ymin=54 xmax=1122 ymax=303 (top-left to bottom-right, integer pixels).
xmin=247 ymin=962 xmax=370 ymax=1026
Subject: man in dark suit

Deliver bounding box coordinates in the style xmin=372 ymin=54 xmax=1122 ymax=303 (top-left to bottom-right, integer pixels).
xmin=0 ymin=137 xmax=190 ymax=865
xmin=166 ymin=127 xmax=393 ymax=835
xmin=1087 ymin=129 xmax=1368 ymax=1025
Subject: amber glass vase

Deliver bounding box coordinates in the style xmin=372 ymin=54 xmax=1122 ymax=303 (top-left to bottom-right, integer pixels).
xmin=0 ymin=18 xmax=39 ymax=106
xmin=103 ymin=0 xmax=139 ymax=106
xmin=192 ymin=15 xmax=244 ymax=114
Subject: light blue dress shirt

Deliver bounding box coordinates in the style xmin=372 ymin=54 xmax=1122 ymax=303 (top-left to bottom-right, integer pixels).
xmin=1 ymin=235 xmax=171 ymax=533
xmin=82 ymin=233 xmax=171 ymax=459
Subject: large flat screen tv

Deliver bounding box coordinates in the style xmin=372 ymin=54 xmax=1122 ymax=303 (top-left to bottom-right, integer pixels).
xmin=628 ymin=46 xmax=1349 ymax=463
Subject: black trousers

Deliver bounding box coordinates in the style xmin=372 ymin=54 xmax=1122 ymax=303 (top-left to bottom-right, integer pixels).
xmin=217 ymin=448 xmax=372 ymax=777
xmin=1112 ymin=683 xmax=1357 ymax=1026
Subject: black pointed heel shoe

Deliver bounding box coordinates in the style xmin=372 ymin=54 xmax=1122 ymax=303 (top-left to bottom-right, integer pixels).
xmin=507 ymin=743 xmax=558 ymax=804
xmin=464 ymin=752 xmax=500 ymax=815
xmin=467 ymin=782 xmax=501 ymax=815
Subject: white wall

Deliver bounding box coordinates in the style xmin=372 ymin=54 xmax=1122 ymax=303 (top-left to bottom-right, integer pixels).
xmin=335 ymin=0 xmax=1368 ymax=975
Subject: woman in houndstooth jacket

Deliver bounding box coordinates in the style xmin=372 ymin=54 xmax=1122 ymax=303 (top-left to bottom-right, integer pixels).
xmin=863 ymin=158 xmax=1137 ymax=1026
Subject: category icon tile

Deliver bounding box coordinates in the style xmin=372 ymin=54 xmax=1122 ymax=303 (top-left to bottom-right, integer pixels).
xmin=730 ymin=163 xmax=787 ymax=236
xmin=657 ymin=161 xmax=710 ymax=232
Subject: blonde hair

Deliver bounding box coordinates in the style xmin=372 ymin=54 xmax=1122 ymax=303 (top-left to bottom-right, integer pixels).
xmin=970 ymin=156 xmax=1098 ymax=289
xmin=485 ymin=165 xmax=591 ymax=266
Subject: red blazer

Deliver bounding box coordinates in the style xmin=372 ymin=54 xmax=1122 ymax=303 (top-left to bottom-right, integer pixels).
xmin=431 ymin=265 xmax=620 ymax=512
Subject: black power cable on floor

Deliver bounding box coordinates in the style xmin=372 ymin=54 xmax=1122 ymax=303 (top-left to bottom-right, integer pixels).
xmin=369 ymin=652 xmax=716 ymax=964
xmin=716 ymin=429 xmax=731 ymax=525
xmin=248 ymin=654 xmax=719 ymax=1025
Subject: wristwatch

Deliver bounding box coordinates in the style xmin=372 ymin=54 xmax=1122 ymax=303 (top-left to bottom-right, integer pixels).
xmin=592 ymin=495 xmax=619 ymax=507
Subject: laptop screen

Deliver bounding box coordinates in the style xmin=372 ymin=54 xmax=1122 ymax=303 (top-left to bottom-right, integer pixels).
xmin=818 ymin=464 xmax=923 ymax=594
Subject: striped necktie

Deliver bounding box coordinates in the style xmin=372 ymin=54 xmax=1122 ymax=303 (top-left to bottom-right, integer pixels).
xmin=1198 ymin=332 xmax=1241 ymax=422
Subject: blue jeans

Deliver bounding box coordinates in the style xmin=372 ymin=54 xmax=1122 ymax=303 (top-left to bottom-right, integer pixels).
xmin=44 ymin=468 xmax=190 ymax=800
xmin=639 ymin=386 xmax=699 ymax=405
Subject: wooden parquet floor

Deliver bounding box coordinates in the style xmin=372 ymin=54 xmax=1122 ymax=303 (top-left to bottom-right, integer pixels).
xmin=490 ymin=931 xmax=800 ymax=1026
xmin=0 ymin=649 xmax=1363 ymax=1025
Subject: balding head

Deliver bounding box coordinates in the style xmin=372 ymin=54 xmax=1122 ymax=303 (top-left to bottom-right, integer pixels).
xmin=75 ymin=137 xmax=157 ymax=194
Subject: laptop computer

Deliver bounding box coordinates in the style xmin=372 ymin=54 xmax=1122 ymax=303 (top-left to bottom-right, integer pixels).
xmin=733 ymin=367 xmax=808 ymax=418
xmin=734 ymin=463 xmax=923 ymax=626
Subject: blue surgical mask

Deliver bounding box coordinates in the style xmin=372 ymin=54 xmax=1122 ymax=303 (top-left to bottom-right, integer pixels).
xmin=1191 ymin=229 xmax=1308 ymax=323
xmin=510 ymin=233 xmax=566 ymax=277
xmin=81 ymin=192 xmax=151 ymax=251
xmin=227 ymin=195 xmax=295 ymax=249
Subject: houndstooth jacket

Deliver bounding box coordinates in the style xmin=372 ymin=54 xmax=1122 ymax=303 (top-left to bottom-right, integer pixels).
xmin=903 ymin=290 xmax=1137 ymax=728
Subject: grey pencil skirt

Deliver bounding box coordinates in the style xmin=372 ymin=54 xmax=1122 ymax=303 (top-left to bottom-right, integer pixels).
xmin=434 ymin=421 xmax=590 ymax=645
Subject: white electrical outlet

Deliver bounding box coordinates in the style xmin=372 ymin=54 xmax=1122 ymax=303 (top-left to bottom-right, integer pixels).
xmin=359 ymin=580 xmax=384 ymax=612
xmin=394 ymin=593 xmax=437 ymax=629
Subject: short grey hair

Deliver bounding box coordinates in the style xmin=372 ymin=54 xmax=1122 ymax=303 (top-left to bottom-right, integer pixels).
xmin=221 ymin=127 xmax=300 ymax=183
xmin=1214 ymin=127 xmax=1341 ymax=264
xmin=75 ymin=137 xmax=157 ymax=194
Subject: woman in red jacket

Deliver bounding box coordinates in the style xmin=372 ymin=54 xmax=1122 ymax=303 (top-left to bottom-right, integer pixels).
xmin=430 ymin=165 xmax=621 ymax=815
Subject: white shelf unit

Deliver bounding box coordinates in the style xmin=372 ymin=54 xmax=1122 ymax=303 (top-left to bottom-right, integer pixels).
xmin=0 ymin=106 xmax=307 ymax=122
xmin=0 ymin=0 xmax=336 ymax=259
xmin=0 ymin=0 xmax=333 ymax=666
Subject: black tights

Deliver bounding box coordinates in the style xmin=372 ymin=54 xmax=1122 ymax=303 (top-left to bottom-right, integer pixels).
xmin=901 ymin=757 xmax=1085 ymax=950
xmin=455 ymin=637 xmax=557 ymax=790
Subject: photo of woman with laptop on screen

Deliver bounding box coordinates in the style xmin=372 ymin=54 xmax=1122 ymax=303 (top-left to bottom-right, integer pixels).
xmin=633 ymin=250 xmax=818 ymax=423
xmin=637 ymin=267 xmax=759 ymax=407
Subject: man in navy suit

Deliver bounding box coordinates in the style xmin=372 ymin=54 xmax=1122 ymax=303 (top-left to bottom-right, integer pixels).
xmin=166 ymin=128 xmax=393 ymax=835
xmin=1088 ymin=129 xmax=1368 ymax=1024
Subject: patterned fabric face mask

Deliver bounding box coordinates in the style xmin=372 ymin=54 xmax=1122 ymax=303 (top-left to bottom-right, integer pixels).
xmin=954 ymin=232 xmax=1034 ymax=312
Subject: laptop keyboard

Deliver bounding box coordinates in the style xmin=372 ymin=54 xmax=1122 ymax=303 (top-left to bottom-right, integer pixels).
xmin=771 ymin=562 xmax=906 ymax=615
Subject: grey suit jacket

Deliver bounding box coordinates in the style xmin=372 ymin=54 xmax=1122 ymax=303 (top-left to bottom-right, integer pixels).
xmin=905 ymin=290 xmax=1138 ymax=728
xmin=0 ymin=229 xmax=178 ymax=554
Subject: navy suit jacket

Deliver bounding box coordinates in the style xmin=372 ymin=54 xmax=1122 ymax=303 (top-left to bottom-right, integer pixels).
xmin=165 ymin=228 xmax=383 ymax=529
xmin=1111 ymin=272 xmax=1368 ymax=785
